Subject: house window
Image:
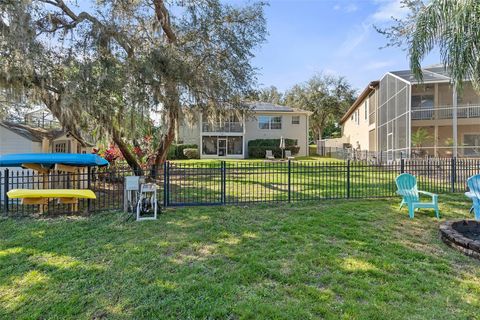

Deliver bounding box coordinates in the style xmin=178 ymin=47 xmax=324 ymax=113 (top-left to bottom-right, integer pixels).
xmin=412 ymin=95 xmax=434 ymax=120
xmin=54 ymin=141 xmax=67 ymax=153
xmin=412 ymin=95 xmax=434 ymax=109
xmin=292 ymin=116 xmax=300 ymax=125
xmin=227 ymin=137 xmax=243 ymax=155
xmin=364 ymin=101 xmax=368 ymax=120
xmin=258 ymin=116 xmax=270 ymax=129
xmin=464 ymin=134 xmax=480 ymax=156
xmin=258 ymin=116 xmax=282 ymax=129
xmin=270 ymin=116 xmax=282 ymax=129
xmin=202 ymin=136 xmax=217 ymax=155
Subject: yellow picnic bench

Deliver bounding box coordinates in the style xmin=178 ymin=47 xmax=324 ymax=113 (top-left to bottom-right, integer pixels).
xmin=7 ymin=189 xmax=96 ymax=211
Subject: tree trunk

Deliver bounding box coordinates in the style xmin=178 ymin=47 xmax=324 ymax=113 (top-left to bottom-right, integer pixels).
xmin=154 ymin=95 xmax=179 ymax=165
xmin=111 ymin=127 xmax=143 ymax=174
xmin=312 ymin=127 xmax=322 ymax=141
xmin=152 ymin=1 xmax=181 ymax=166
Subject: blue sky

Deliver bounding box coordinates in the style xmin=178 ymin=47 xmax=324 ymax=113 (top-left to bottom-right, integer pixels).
xmin=250 ymin=0 xmax=439 ymax=92
xmin=76 ymin=0 xmax=438 ymax=93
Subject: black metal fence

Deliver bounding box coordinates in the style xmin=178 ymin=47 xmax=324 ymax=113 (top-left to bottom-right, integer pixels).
xmin=1 ymin=158 xmax=479 ymax=215
xmin=317 ymin=146 xmax=480 ymax=162
xmin=0 ymin=167 xmax=135 ymax=215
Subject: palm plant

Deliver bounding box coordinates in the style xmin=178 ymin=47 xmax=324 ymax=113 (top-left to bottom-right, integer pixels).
xmin=409 ymin=0 xmax=480 ymax=91
xmin=411 ymin=128 xmax=432 ymax=157
xmin=412 ymin=128 xmax=432 ymax=148
xmin=377 ymin=0 xmax=480 ymax=91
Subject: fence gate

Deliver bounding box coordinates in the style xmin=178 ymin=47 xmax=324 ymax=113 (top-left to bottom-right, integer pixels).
xmin=164 ymin=162 xmax=224 ymax=206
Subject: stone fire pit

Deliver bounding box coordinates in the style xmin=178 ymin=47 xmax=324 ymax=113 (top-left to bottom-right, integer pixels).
xmin=440 ymin=220 xmax=480 ymax=259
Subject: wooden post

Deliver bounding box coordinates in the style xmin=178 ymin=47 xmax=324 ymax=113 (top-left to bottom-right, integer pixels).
xmin=41 ymin=172 xmax=47 ymax=213
xmin=53 ymin=164 xmax=81 ymax=212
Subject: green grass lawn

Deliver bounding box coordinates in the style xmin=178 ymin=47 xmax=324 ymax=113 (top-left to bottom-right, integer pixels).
xmin=1 ymin=195 xmax=479 ymax=319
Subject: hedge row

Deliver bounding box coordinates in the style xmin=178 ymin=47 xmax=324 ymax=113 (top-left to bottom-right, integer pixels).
xmin=248 ymin=139 xmax=300 ymax=158
xmin=183 ymin=148 xmax=200 ymax=159
xmin=309 ymin=145 xmax=318 ymax=156
xmin=167 ymin=144 xmax=198 ymax=160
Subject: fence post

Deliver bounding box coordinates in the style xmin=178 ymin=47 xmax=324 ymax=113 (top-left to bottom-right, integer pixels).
xmin=451 ymin=157 xmax=457 ymax=193
xmin=221 ymin=161 xmax=226 ymax=204
xmin=400 ymin=158 xmax=405 ymax=174
xmin=163 ymin=161 xmax=169 ymax=207
xmin=347 ymin=160 xmax=351 ymax=199
xmin=87 ymin=166 xmax=92 ymax=212
xmin=151 ymin=164 xmax=157 ymax=179
xmin=3 ymin=169 xmax=9 ymax=214
xmin=288 ymin=159 xmax=291 ymax=203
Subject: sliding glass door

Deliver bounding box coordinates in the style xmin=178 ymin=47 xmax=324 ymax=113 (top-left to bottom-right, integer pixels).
xmin=202 ymin=136 xmax=243 ymax=157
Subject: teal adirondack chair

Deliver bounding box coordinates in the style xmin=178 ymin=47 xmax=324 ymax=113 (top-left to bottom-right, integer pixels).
xmin=395 ymin=173 xmax=439 ymax=219
xmin=465 ymin=174 xmax=480 ymax=220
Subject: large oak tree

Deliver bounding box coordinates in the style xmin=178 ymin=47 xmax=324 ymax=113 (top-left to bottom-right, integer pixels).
xmin=284 ymin=74 xmax=356 ymax=140
xmin=1 ymin=0 xmax=266 ymax=171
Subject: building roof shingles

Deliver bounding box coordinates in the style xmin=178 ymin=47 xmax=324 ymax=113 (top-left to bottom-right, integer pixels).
xmin=248 ymin=102 xmax=311 ymax=114
xmin=390 ymin=66 xmax=452 ymax=84
xmin=0 ymin=121 xmax=69 ymax=142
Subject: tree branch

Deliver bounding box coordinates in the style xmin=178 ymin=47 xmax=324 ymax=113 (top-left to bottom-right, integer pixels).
xmin=153 ymin=0 xmax=177 ymax=44
xmin=38 ymin=0 xmax=134 ymax=57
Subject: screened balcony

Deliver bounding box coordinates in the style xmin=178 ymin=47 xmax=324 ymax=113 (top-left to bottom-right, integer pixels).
xmin=201 ymin=122 xmax=243 ymax=133
xmin=411 ymin=104 xmax=480 ymax=121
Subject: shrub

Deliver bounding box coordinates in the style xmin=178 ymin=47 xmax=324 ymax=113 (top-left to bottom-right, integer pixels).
xmin=183 ymin=148 xmax=200 ymax=159
xmin=248 ymin=139 xmax=300 ymax=158
xmin=309 ymin=145 xmax=318 ymax=156
xmin=167 ymin=144 xmax=198 ymax=160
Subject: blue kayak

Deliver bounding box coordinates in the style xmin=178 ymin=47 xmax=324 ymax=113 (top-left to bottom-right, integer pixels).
xmin=0 ymin=153 xmax=109 ymax=168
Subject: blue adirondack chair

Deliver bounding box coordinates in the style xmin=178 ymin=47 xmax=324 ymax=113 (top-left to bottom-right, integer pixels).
xmin=395 ymin=173 xmax=439 ymax=219
xmin=465 ymin=174 xmax=480 ymax=220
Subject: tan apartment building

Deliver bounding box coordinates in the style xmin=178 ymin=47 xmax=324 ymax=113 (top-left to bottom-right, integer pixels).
xmin=177 ymin=102 xmax=311 ymax=159
xmin=328 ymin=66 xmax=480 ymax=160
xmin=338 ymin=81 xmax=379 ymax=152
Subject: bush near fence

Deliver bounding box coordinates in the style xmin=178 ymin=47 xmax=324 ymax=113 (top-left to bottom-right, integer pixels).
xmin=167 ymin=144 xmax=198 ymax=160
xmin=248 ymin=138 xmax=300 ymax=158
xmin=183 ymin=148 xmax=200 ymax=159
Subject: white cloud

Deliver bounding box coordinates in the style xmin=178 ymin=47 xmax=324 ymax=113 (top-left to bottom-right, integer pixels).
xmin=337 ymin=0 xmax=409 ymax=57
xmin=363 ymin=60 xmax=395 ymax=70
xmin=345 ymin=4 xmax=358 ymax=13
xmin=338 ymin=22 xmax=370 ymax=57
xmin=371 ymin=0 xmax=409 ymax=22
xmin=333 ymin=3 xmax=358 ymax=13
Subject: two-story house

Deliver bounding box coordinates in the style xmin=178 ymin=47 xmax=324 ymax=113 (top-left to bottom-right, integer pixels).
xmin=177 ymin=102 xmax=311 ymax=159
xmin=333 ymin=65 xmax=480 ymax=160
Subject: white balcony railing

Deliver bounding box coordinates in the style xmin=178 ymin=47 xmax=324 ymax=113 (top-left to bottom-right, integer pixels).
xmin=411 ymin=104 xmax=480 ymax=120
xmin=202 ymin=122 xmax=243 ymax=133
